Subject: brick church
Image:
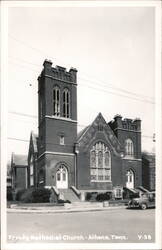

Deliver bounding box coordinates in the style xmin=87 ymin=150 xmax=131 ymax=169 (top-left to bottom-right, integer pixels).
xmin=11 ymin=59 xmax=145 ymax=200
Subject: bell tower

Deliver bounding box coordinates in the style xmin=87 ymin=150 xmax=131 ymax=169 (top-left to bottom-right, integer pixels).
xmin=37 ymin=59 xmax=77 ymax=188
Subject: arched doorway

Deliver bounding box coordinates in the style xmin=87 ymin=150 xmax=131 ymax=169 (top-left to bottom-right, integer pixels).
xmin=56 ymin=165 xmax=68 ymax=189
xmin=126 ymin=169 xmax=134 ymax=189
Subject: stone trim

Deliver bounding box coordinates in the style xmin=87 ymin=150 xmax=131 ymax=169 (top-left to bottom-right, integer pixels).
xmin=113 ymin=128 xmax=141 ymax=133
xmin=38 ymin=151 xmax=75 ymax=160
xmin=45 ymin=115 xmax=77 ymax=123
xmin=44 ymin=74 xmax=77 ymax=86
xmin=123 ymin=158 xmax=142 ymax=162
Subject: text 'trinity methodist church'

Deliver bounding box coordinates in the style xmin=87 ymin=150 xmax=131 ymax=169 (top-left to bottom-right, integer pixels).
xmin=11 ymin=59 xmax=144 ymax=200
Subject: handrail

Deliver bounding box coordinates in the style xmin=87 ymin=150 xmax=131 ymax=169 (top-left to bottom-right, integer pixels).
xmin=51 ymin=186 xmax=60 ymax=196
xmin=71 ymin=186 xmax=81 ymax=197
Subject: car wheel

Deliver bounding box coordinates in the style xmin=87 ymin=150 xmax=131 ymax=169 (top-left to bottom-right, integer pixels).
xmin=141 ymin=203 xmax=147 ymax=210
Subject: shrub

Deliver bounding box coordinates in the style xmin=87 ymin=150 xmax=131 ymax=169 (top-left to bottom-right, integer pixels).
xmin=85 ymin=192 xmax=92 ymax=201
xmin=96 ymin=192 xmax=111 ymax=202
xmin=58 ymin=199 xmax=71 ymax=204
xmin=64 ymin=200 xmax=71 ymax=203
xmin=7 ymin=188 xmax=13 ymax=201
xmin=58 ymin=199 xmax=64 ymax=204
xmin=16 ymin=189 xmax=27 ymax=201
xmin=20 ymin=187 xmax=51 ymax=203
xmin=20 ymin=188 xmax=34 ymax=203
xmin=32 ymin=188 xmax=51 ymax=203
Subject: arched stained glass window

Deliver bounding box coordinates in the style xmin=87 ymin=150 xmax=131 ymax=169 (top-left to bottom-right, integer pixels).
xmin=90 ymin=142 xmax=111 ymax=182
xmin=105 ymin=151 xmax=110 ymax=166
xmin=98 ymin=151 xmax=103 ymax=168
xmin=53 ymin=86 xmax=60 ymax=116
xmin=125 ymin=139 xmax=134 ymax=156
xmin=90 ymin=150 xmax=96 ymax=167
xmin=63 ymin=88 xmax=70 ymax=118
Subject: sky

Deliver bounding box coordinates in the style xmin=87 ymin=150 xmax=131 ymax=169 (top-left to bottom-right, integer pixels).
xmin=6 ymin=3 xmax=156 ymax=162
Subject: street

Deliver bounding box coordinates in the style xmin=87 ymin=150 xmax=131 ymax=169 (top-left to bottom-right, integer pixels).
xmin=7 ymin=207 xmax=155 ymax=243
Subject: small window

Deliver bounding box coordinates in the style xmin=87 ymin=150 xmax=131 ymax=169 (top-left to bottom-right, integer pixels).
xmin=115 ymin=188 xmax=123 ymax=198
xmin=60 ymin=135 xmax=64 ymax=145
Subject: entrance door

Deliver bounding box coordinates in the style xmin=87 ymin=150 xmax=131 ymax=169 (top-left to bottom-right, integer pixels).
xmin=56 ymin=165 xmax=68 ymax=189
xmin=126 ymin=170 xmax=134 ymax=189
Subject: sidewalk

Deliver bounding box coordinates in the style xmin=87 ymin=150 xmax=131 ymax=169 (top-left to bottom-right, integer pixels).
xmin=7 ymin=205 xmax=127 ymax=214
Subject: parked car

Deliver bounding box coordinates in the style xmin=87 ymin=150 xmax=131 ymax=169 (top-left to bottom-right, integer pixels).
xmin=128 ymin=192 xmax=155 ymax=210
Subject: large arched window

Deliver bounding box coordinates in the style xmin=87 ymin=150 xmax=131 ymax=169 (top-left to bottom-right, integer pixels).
xmin=125 ymin=138 xmax=134 ymax=156
xmin=90 ymin=142 xmax=111 ymax=182
xmin=63 ymin=88 xmax=70 ymax=118
xmin=53 ymin=86 xmax=60 ymax=116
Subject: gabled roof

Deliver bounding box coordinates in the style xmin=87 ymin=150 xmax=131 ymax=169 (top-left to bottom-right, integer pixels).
xmin=77 ymin=125 xmax=90 ymax=142
xmin=31 ymin=131 xmax=38 ymax=153
xmin=29 ymin=131 xmax=38 ymax=153
xmin=142 ymin=153 xmax=155 ymax=163
xmin=77 ymin=112 xmax=124 ymax=156
xmin=11 ymin=153 xmax=28 ymax=166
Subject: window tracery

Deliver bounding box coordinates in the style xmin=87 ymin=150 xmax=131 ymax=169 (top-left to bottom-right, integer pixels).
xmin=90 ymin=142 xmax=111 ymax=182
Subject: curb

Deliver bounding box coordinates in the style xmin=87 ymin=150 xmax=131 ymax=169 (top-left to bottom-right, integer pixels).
xmin=7 ymin=206 xmax=126 ymax=214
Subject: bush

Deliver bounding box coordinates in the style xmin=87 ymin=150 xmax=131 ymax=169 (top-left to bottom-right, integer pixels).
xmin=32 ymin=188 xmax=51 ymax=203
xmin=7 ymin=188 xmax=13 ymax=201
xmin=58 ymin=199 xmax=64 ymax=204
xmin=64 ymin=200 xmax=71 ymax=203
xmin=58 ymin=199 xmax=71 ymax=204
xmin=20 ymin=187 xmax=51 ymax=203
xmin=96 ymin=192 xmax=111 ymax=202
xmin=16 ymin=189 xmax=27 ymax=201
xmin=20 ymin=188 xmax=34 ymax=203
xmin=86 ymin=192 xmax=92 ymax=201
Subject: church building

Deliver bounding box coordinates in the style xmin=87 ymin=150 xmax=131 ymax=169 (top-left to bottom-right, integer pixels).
xmin=11 ymin=59 xmax=143 ymax=200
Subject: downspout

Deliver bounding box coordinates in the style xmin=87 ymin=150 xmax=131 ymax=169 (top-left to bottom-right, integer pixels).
xmin=74 ymin=143 xmax=79 ymax=188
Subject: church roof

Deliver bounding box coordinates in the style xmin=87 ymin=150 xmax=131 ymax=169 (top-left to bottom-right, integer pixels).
xmin=12 ymin=154 xmax=28 ymax=166
xmin=142 ymin=153 xmax=155 ymax=163
xmin=77 ymin=125 xmax=90 ymax=142
xmin=31 ymin=131 xmax=38 ymax=153
xmin=77 ymin=112 xmax=124 ymax=156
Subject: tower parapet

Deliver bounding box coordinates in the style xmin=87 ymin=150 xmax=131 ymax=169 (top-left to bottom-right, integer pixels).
xmin=109 ymin=115 xmax=141 ymax=132
xmin=41 ymin=59 xmax=77 ymax=84
xmin=121 ymin=118 xmax=141 ymax=132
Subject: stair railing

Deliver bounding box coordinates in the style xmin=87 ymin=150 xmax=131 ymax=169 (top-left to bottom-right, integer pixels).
xmin=71 ymin=186 xmax=81 ymax=199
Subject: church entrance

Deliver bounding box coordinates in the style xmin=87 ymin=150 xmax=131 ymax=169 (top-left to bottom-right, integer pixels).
xmin=56 ymin=165 xmax=68 ymax=189
xmin=126 ymin=169 xmax=134 ymax=189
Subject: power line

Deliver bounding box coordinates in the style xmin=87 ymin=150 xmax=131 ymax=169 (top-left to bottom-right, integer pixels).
xmin=9 ymin=59 xmax=39 ymax=73
xmin=79 ymin=76 xmax=154 ymax=102
xmin=9 ymin=111 xmax=37 ymax=119
xmin=9 ymin=58 xmax=155 ymax=104
xmin=9 ymin=56 xmax=41 ymax=68
xmin=9 ymin=34 xmax=48 ymax=57
xmin=9 ymin=57 xmax=154 ymax=103
xmin=80 ymin=82 xmax=155 ymax=104
xmin=7 ymin=133 xmax=154 ymax=143
xmin=9 ymin=34 xmax=155 ymax=104
xmin=8 ymin=111 xmax=155 ymax=138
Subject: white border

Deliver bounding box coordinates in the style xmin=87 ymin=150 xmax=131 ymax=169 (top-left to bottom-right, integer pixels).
xmin=1 ymin=1 xmax=161 ymax=250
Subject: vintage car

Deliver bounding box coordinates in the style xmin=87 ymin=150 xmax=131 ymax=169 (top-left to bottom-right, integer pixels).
xmin=128 ymin=192 xmax=155 ymax=210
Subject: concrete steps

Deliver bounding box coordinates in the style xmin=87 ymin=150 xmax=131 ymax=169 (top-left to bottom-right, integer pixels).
xmin=58 ymin=189 xmax=80 ymax=202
